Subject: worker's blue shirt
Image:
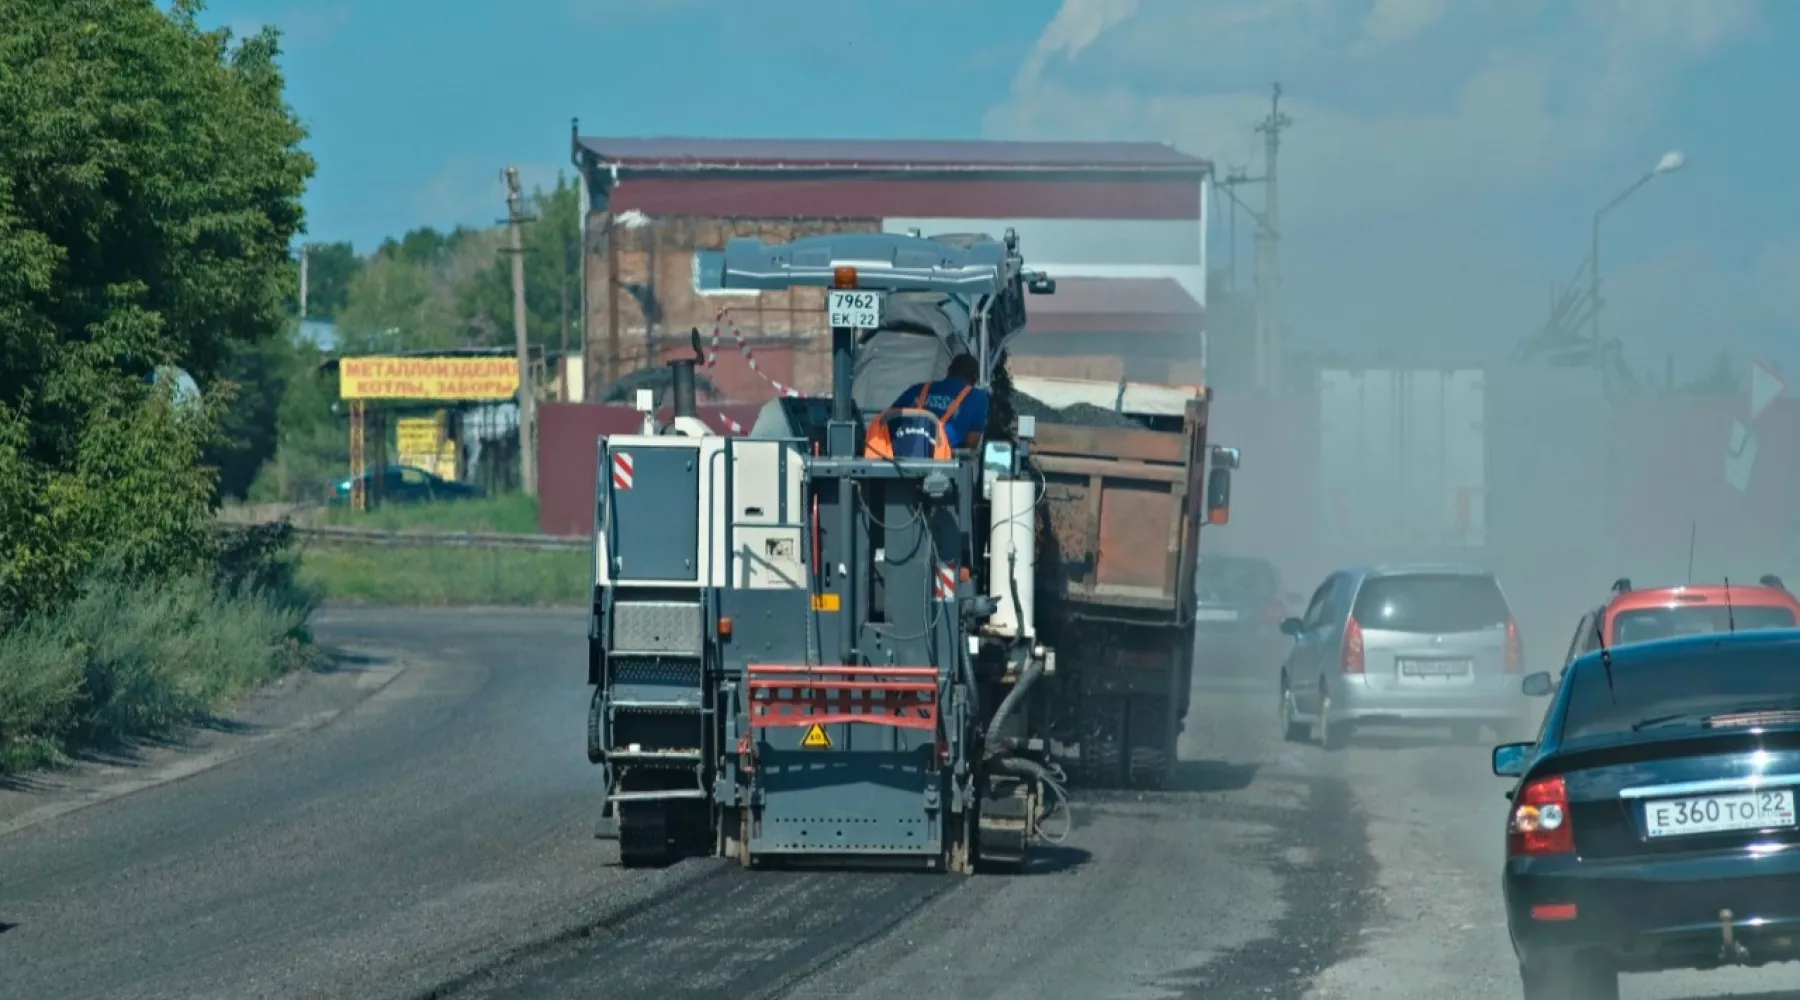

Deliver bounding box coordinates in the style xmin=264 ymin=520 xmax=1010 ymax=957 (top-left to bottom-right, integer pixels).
xmin=890 ymin=378 xmax=989 ymax=448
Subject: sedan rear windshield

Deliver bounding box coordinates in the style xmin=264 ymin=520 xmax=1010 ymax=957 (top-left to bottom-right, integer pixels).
xmin=1351 ymin=573 xmax=1511 ymax=634
xmin=1613 ymin=605 xmax=1796 ymax=646
xmin=1561 ymin=642 xmax=1800 ymax=741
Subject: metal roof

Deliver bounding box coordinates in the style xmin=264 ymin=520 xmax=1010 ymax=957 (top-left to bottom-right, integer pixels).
xmin=573 ymin=135 xmax=1210 ymax=175
xmin=1026 ymin=277 xmax=1201 ymax=319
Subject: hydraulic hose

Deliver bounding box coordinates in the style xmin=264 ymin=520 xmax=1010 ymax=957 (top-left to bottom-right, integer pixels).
xmin=984 ymin=655 xmax=1045 ymax=748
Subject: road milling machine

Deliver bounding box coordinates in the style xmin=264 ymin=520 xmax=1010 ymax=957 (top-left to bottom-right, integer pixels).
xmin=585 ymin=230 xmax=1236 ymax=872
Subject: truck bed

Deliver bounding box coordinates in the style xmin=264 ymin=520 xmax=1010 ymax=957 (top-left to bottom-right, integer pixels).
xmin=1024 ymin=386 xmax=1210 ymax=627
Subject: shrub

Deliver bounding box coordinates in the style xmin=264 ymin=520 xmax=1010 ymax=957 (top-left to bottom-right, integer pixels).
xmin=0 ymin=571 xmax=313 ymax=774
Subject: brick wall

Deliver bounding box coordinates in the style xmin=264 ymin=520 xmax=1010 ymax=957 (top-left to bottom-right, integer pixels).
xmin=583 ymin=214 xmax=879 ymax=399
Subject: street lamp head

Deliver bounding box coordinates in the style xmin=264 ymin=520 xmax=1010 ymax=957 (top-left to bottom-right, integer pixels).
xmin=1654 ymin=150 xmax=1687 ymax=175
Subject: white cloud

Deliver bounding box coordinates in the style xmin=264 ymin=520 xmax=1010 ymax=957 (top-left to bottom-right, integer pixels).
xmin=988 ymin=1 xmax=1781 ymax=364
xmin=988 ymin=1 xmax=1766 ymax=227
xmin=1355 ymin=0 xmax=1449 ymax=50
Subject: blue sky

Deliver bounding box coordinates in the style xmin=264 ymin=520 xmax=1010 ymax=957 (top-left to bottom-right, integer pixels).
xmin=203 ymin=0 xmax=1800 ymax=380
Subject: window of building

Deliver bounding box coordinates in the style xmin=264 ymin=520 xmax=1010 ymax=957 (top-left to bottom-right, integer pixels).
xmin=692 ymin=250 xmax=756 ymax=296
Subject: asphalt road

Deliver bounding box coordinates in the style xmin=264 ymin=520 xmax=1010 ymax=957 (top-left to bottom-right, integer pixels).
xmin=2 ymin=609 xmax=1796 ymax=1000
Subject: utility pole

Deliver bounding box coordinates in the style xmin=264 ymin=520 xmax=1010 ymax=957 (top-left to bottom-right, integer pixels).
xmin=298 ymin=244 xmax=309 ymax=319
xmin=504 ymin=167 xmax=538 ymax=497
xmin=1253 ymin=83 xmax=1291 ymax=395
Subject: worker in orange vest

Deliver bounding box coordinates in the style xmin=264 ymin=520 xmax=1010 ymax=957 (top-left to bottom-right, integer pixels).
xmin=865 ymin=354 xmax=990 ymax=460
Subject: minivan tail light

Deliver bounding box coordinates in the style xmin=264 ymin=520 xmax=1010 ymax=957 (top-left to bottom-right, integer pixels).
xmin=1505 ymin=618 xmax=1522 ymax=673
xmin=1508 ymin=775 xmax=1573 ymax=856
xmin=1341 ymin=617 xmax=1365 ymax=674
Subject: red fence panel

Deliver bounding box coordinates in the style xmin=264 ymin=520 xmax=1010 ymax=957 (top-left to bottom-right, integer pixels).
xmin=536 ymin=402 xmax=761 ymax=536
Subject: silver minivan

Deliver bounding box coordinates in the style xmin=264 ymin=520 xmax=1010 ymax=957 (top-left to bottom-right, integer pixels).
xmin=1276 ymin=563 xmax=1537 ymax=749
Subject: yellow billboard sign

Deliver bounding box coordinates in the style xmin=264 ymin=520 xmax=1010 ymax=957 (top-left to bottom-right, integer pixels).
xmin=338 ymin=356 xmax=520 ymax=400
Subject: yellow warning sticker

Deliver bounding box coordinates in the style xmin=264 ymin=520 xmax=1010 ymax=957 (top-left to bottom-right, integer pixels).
xmin=811 ymin=593 xmax=840 ymax=612
xmin=800 ymin=723 xmax=833 ymax=749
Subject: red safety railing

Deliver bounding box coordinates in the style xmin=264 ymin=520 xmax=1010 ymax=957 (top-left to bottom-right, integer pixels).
xmin=745 ymin=664 xmax=940 ymax=732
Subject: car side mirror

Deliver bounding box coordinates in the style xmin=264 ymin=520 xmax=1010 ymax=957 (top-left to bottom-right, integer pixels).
xmin=1492 ymin=742 xmax=1532 ymax=778
xmin=1279 ymin=617 xmax=1303 ymax=637
xmin=1521 ymin=671 xmax=1554 ymax=697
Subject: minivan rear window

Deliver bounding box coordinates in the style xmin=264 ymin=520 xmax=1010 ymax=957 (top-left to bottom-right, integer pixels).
xmin=1351 ymin=573 xmax=1511 ymax=634
xmin=1613 ymin=605 xmax=1796 ymax=646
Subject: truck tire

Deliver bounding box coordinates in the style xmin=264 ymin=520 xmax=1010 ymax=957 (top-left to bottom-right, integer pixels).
xmin=1126 ymin=694 xmax=1173 ymax=790
xmin=1075 ymin=695 xmax=1127 ymax=788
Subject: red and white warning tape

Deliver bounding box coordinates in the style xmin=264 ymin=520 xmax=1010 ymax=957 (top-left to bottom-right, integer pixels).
xmin=693 ymin=307 xmax=808 ymax=435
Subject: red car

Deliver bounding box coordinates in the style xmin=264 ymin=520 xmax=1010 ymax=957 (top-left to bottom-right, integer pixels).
xmin=1560 ymin=576 xmax=1800 ymax=668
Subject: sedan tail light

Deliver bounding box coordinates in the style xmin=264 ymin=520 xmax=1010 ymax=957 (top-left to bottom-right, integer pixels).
xmin=1504 ymin=617 xmax=1523 ymax=673
xmin=1508 ymin=775 xmax=1573 ymax=856
xmin=1341 ymin=616 xmax=1365 ymax=674
xmin=1263 ymin=595 xmax=1286 ymax=624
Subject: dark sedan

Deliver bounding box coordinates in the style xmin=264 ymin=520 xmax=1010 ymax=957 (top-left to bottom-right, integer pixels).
xmin=332 ymin=464 xmax=481 ymax=507
xmin=1494 ymin=629 xmax=1800 ymax=999
xmin=1194 ymin=554 xmax=1294 ymax=647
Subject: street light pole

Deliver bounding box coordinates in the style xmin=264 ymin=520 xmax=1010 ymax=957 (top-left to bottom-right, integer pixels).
xmin=1590 ymin=150 xmax=1686 ymax=390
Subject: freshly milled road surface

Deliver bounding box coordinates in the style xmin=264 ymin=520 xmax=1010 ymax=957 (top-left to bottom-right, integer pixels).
xmin=442 ymin=634 xmax=1376 ymax=1000
xmin=9 ymin=609 xmax=1605 ymax=1000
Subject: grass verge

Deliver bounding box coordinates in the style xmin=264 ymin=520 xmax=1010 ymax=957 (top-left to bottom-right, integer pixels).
xmin=321 ymin=493 xmax=547 ymax=534
xmin=298 ymin=544 xmax=589 ymax=607
xmin=0 ymin=574 xmax=316 ymax=775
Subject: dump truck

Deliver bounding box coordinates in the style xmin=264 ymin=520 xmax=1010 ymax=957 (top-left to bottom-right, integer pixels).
xmin=585 ymin=230 xmax=1235 ymax=871
xmin=1009 ymin=375 xmax=1236 ymax=790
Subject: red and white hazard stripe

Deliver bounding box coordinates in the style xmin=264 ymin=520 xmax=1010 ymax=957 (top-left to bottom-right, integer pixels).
xmin=702 ymin=307 xmax=806 ymax=410
xmin=934 ymin=563 xmax=957 ymax=601
xmin=611 ymin=450 xmax=634 ymax=490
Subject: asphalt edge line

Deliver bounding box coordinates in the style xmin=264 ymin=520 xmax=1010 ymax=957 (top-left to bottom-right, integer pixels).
xmin=403 ymin=859 xmax=736 ymax=1000
xmin=0 ymin=646 xmax=411 ymax=840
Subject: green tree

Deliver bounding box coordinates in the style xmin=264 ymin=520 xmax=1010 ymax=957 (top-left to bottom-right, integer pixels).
xmin=0 ymin=0 xmax=311 ymax=620
xmin=458 ymin=174 xmax=583 ymax=353
xmin=297 ymin=240 xmax=360 ymax=319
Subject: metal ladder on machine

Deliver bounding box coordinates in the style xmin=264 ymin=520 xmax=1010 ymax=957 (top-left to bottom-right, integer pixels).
xmin=603 ymin=591 xmax=716 ymax=867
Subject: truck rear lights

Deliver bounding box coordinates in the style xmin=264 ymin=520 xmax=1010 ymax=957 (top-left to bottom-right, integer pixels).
xmin=1341 ymin=617 xmax=1365 ymax=674
xmin=1505 ymin=617 xmax=1522 ymax=673
xmin=1508 ymin=775 xmax=1574 ymax=856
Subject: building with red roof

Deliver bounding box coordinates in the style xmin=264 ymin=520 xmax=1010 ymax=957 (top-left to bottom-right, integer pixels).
xmin=566 ymin=127 xmax=1212 ymax=400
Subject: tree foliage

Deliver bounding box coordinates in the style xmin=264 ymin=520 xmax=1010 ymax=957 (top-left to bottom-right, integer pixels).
xmin=458 ymin=175 xmax=584 ymax=353
xmin=0 ymin=0 xmax=312 ymax=623
xmin=297 ymin=240 xmax=359 ymax=319
xmin=328 ymin=175 xmax=582 ymax=355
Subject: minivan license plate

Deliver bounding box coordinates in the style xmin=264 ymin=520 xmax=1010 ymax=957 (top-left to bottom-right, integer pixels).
xmin=1644 ymin=789 xmax=1797 ymax=838
xmin=1399 ymin=659 xmax=1471 ymax=677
